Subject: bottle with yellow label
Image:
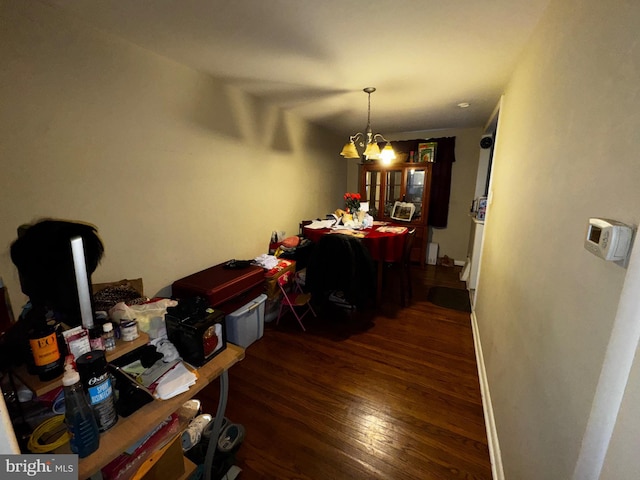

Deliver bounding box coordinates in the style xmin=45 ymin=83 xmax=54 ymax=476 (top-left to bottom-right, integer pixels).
xmin=28 ymin=309 xmax=63 ymax=381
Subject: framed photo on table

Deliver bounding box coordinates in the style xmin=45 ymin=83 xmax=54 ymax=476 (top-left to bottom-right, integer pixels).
xmin=418 ymin=142 xmax=437 ymax=163
xmin=390 ymin=201 xmax=415 ymax=222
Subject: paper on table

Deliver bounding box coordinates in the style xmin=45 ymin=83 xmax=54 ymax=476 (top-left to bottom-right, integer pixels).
xmin=376 ymin=226 xmax=408 ymax=234
xmin=306 ymin=219 xmax=336 ymax=229
xmin=330 ymin=229 xmax=366 ymax=238
xmin=154 ymin=361 xmax=197 ymax=400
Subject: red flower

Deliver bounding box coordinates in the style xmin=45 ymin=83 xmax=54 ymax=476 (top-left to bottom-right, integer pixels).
xmin=343 ymin=192 xmax=361 ymax=213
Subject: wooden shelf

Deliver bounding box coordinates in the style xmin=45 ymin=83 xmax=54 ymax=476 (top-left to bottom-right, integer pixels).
xmin=13 ymin=333 xmax=150 ymax=398
xmin=106 ymin=333 xmax=151 ymax=363
xmin=179 ymin=456 xmax=197 ymax=480
xmin=74 ymin=343 xmax=244 ymax=479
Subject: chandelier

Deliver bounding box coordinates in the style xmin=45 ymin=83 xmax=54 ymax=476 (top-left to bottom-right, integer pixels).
xmin=339 ymin=87 xmax=396 ymax=164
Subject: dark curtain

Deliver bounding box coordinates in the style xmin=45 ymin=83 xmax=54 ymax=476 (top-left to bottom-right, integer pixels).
xmin=387 ymin=136 xmax=456 ymax=228
xmin=427 ymin=136 xmax=456 ymax=228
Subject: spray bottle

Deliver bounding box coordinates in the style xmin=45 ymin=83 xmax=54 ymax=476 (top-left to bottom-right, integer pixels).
xmin=62 ymin=357 xmax=100 ymax=458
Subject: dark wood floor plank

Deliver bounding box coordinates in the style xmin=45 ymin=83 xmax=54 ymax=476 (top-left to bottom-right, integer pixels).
xmin=198 ymin=265 xmax=492 ymax=479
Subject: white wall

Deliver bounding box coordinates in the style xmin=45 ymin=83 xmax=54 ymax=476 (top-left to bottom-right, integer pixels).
xmin=474 ymin=0 xmax=640 ymax=478
xmin=0 ymin=0 xmax=345 ymax=315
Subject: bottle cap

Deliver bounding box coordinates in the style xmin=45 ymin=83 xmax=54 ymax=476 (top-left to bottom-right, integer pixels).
xmin=62 ymin=363 xmax=81 ymax=386
xmin=103 ymin=322 xmax=113 ymax=333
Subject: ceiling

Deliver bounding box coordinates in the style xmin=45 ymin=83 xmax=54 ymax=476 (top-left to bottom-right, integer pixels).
xmin=44 ymin=0 xmax=550 ymax=137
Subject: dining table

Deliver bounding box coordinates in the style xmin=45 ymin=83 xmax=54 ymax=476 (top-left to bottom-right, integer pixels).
xmin=303 ymin=223 xmax=409 ymax=303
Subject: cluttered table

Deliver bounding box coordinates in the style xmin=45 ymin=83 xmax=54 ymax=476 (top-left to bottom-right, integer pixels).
xmin=303 ymin=223 xmax=409 ymax=302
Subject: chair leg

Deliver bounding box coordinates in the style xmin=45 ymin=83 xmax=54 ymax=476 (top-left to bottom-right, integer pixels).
xmin=290 ymin=310 xmax=307 ymax=332
xmin=276 ymin=301 xmax=287 ymax=326
xmin=277 ymin=299 xmax=311 ymax=332
xmin=399 ymin=264 xmax=412 ymax=307
xmin=400 ymin=267 xmax=407 ymax=307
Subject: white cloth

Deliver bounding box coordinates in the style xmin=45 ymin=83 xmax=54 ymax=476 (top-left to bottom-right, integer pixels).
xmin=254 ymin=254 xmax=278 ymax=270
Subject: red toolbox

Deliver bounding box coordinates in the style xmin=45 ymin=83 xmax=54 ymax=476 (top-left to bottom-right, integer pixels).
xmin=172 ymin=262 xmax=265 ymax=314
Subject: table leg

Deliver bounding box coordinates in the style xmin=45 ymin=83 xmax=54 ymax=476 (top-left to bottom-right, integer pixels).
xmin=377 ymin=261 xmax=383 ymax=304
xmin=204 ymin=370 xmax=229 ymax=480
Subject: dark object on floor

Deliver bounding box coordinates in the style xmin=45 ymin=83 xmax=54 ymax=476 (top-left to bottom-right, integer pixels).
xmin=427 ymin=287 xmax=471 ymax=312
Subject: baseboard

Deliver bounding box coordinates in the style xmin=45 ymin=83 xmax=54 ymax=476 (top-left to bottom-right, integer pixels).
xmin=454 ymin=259 xmax=466 ymax=267
xmin=470 ymin=310 xmax=504 ymax=480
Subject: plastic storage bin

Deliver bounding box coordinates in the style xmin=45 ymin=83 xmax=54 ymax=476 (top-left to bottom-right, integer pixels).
xmin=225 ymin=294 xmax=267 ymax=348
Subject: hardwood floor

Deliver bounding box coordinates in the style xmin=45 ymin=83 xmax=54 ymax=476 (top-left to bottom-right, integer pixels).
xmin=199 ymin=265 xmax=491 ymax=480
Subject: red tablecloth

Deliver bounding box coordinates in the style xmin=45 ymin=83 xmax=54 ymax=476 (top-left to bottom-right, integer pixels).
xmin=303 ymin=226 xmax=408 ymax=263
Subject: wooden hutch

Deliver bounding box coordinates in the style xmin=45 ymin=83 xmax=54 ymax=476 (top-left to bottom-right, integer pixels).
xmin=359 ymin=141 xmax=434 ymax=265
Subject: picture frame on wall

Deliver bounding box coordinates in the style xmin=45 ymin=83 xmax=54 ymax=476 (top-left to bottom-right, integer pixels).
xmin=418 ymin=142 xmax=437 ymax=163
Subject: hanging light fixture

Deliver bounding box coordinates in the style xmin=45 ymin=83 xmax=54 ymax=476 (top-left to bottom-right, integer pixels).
xmin=340 ymin=87 xmax=396 ymax=164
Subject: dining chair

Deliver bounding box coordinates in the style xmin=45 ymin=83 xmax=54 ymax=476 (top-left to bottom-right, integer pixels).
xmin=299 ymin=220 xmax=313 ymax=236
xmin=276 ymin=271 xmax=316 ymax=331
xmin=400 ymin=228 xmax=416 ymax=306
xmin=385 ymin=228 xmax=416 ymax=307
xmin=305 ymin=233 xmax=376 ymax=310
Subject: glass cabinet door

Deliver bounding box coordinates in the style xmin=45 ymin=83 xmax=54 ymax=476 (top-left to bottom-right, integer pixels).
xmin=405 ymin=168 xmax=426 ymax=221
xmin=364 ymin=170 xmax=381 ymax=217
xmin=384 ymin=170 xmax=403 ymax=218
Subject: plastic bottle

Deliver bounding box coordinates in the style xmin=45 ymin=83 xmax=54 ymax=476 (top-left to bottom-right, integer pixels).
xmin=28 ymin=308 xmax=63 ymax=381
xmin=76 ymin=350 xmax=118 ymax=432
xmin=89 ymin=326 xmax=105 ymax=351
xmin=62 ymin=361 xmax=100 ymax=458
xmin=102 ymin=322 xmax=116 ymax=351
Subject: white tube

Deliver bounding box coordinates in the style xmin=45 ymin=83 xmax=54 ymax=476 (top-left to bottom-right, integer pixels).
xmin=70 ymin=236 xmax=94 ymax=329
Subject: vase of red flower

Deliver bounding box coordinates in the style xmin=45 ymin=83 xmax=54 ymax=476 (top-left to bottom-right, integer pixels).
xmin=344 ymin=192 xmax=361 ymax=214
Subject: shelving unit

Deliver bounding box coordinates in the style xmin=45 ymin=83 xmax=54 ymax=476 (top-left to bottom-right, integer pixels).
xmin=55 ymin=343 xmax=245 ymax=479
xmin=13 ymin=332 xmax=150 ymax=397
xmin=12 ymin=327 xmax=245 ymax=479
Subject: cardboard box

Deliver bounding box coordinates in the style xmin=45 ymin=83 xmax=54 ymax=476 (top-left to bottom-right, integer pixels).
xmin=131 ymin=434 xmax=184 ymax=480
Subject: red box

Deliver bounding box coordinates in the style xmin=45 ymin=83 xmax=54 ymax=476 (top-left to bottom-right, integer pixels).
xmin=264 ymin=259 xmax=296 ymax=299
xmin=172 ymin=262 xmax=265 ymax=314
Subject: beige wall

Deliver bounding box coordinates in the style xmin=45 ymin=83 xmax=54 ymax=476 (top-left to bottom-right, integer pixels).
xmin=345 ymin=128 xmax=482 ymax=262
xmin=475 ymin=0 xmax=640 ymax=478
xmin=0 ymin=1 xmax=345 ymax=312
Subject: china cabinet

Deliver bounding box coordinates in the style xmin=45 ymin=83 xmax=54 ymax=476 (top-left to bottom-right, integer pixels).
xmin=360 ymin=161 xmax=433 ymax=265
